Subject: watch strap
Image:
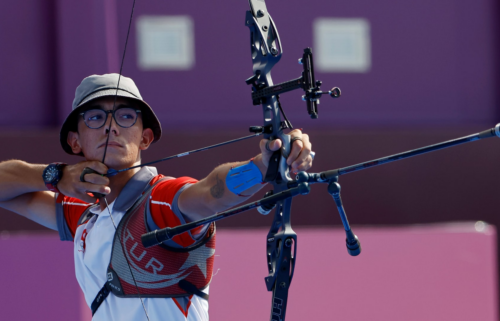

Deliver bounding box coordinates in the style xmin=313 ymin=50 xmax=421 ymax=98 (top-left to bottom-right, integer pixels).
xmin=43 ymin=163 xmax=67 ymax=193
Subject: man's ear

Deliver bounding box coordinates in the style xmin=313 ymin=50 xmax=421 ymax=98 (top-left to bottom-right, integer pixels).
xmin=139 ymin=128 xmax=154 ymax=151
xmin=67 ymin=131 xmax=83 ymax=154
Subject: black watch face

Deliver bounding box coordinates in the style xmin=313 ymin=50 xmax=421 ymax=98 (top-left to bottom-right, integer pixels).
xmin=43 ymin=166 xmax=58 ymax=183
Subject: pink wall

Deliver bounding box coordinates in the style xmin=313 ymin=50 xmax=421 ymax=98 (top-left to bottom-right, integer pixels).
xmin=0 ymin=224 xmax=496 ymax=320
xmin=210 ymin=225 xmax=498 ymax=320
xmin=0 ymin=232 xmax=80 ymax=320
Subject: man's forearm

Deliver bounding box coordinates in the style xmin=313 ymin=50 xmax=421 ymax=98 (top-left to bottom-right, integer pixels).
xmin=0 ymin=160 xmax=47 ymax=202
xmin=179 ymin=154 xmax=268 ymax=217
xmin=207 ymin=154 xmax=267 ymax=208
xmin=180 ymin=130 xmax=313 ymax=219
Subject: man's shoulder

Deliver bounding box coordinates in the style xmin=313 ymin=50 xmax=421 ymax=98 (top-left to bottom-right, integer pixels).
xmin=56 ymin=194 xmax=94 ymax=240
xmin=149 ymin=175 xmax=198 ymax=199
xmin=147 ymin=175 xmax=206 ymax=247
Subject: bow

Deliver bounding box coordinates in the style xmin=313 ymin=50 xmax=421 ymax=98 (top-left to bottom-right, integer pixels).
xmin=140 ymin=1 xmax=343 ymax=320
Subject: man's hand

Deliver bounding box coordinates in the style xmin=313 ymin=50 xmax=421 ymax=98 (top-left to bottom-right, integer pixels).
xmin=58 ymin=161 xmax=110 ymax=203
xmin=259 ymin=129 xmax=313 ymax=174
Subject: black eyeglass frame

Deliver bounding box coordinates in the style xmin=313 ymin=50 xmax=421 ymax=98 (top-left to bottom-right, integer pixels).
xmin=79 ymin=108 xmax=142 ymax=129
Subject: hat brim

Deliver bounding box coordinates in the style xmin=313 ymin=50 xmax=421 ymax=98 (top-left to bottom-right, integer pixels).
xmin=60 ymin=89 xmax=162 ymax=156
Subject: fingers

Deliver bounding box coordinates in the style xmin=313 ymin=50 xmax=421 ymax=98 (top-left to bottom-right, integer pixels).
xmin=80 ymin=161 xmax=109 ymax=184
xmin=260 ymin=138 xmax=282 ymax=153
xmin=80 ymin=182 xmax=110 ymax=197
xmin=71 ymin=181 xmax=110 ymax=203
xmin=57 ymin=161 xmax=110 ymax=203
xmin=81 ymin=171 xmax=109 ymax=185
xmin=85 ymin=161 xmax=109 ymax=176
xmin=286 ymin=136 xmax=304 ymax=165
xmin=258 ymin=129 xmax=313 ymax=173
xmin=293 ymin=154 xmax=313 ymax=173
xmin=259 ymin=138 xmax=282 ymax=168
xmin=79 ymin=162 xmax=110 ymax=200
xmin=287 ymin=130 xmax=312 ymax=173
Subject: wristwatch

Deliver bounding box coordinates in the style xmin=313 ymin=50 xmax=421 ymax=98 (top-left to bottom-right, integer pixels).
xmin=42 ymin=163 xmax=67 ymax=193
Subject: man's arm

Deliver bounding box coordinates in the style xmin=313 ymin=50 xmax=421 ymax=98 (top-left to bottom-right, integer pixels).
xmin=0 ymin=160 xmax=110 ymax=230
xmin=178 ymin=130 xmax=313 ymax=220
xmin=0 ymin=160 xmax=57 ymax=230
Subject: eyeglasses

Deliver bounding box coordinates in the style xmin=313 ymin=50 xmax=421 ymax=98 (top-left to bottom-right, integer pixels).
xmin=80 ymin=108 xmax=141 ymax=129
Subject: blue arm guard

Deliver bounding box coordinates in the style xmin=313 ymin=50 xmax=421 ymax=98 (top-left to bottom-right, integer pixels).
xmin=225 ymin=159 xmax=263 ymax=195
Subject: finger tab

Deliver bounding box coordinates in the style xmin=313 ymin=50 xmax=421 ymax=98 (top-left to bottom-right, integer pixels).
xmin=80 ymin=167 xmax=99 ymax=182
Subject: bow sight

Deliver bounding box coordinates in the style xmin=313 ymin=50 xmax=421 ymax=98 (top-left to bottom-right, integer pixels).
xmin=246 ymin=48 xmax=341 ymax=120
xmin=245 ymin=8 xmax=340 ymax=122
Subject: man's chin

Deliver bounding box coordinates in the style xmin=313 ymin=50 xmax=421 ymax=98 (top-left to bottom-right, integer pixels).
xmin=104 ymin=159 xmax=136 ymax=171
xmin=85 ymin=154 xmax=136 ymax=171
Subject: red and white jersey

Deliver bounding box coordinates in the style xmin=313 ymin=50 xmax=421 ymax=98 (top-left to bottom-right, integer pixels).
xmin=56 ymin=167 xmax=212 ymax=321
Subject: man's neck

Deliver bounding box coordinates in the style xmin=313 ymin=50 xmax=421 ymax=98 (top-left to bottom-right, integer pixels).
xmin=99 ymin=167 xmax=141 ymax=211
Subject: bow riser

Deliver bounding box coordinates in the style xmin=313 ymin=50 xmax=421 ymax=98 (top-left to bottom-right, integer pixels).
xmin=246 ymin=1 xmax=298 ymax=320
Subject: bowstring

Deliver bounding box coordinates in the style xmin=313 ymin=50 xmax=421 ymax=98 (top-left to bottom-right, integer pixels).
xmin=100 ymin=0 xmax=150 ymax=320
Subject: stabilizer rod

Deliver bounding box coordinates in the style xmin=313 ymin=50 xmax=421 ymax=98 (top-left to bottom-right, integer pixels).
xmin=320 ymin=124 xmax=500 ymax=181
xmin=141 ymin=183 xmax=310 ymax=248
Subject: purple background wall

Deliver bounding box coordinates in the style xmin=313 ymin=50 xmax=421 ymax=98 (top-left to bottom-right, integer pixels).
xmin=0 ymin=1 xmax=59 ymax=127
xmin=0 ymin=0 xmax=497 ymax=128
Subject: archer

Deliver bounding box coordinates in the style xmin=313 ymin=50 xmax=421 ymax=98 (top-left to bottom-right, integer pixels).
xmin=0 ymin=73 xmax=313 ymax=320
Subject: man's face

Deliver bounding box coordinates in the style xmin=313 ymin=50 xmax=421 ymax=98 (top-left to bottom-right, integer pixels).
xmin=67 ymin=96 xmax=154 ymax=169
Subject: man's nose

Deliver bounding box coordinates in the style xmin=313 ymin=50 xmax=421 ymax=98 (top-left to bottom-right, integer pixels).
xmin=103 ymin=112 xmax=119 ymax=134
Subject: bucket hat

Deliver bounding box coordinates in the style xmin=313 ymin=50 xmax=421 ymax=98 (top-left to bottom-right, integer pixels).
xmin=60 ymin=74 xmax=161 ymax=155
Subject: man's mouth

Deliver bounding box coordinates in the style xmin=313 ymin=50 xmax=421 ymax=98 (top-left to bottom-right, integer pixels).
xmin=98 ymin=141 xmax=123 ymax=149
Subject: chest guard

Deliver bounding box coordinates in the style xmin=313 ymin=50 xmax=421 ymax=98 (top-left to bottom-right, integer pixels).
xmin=104 ymin=181 xmax=216 ymax=299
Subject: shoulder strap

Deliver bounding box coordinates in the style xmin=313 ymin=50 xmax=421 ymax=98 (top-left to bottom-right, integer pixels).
xmin=178 ymin=280 xmax=209 ymax=300
xmin=78 ymin=175 xmax=171 ymax=226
